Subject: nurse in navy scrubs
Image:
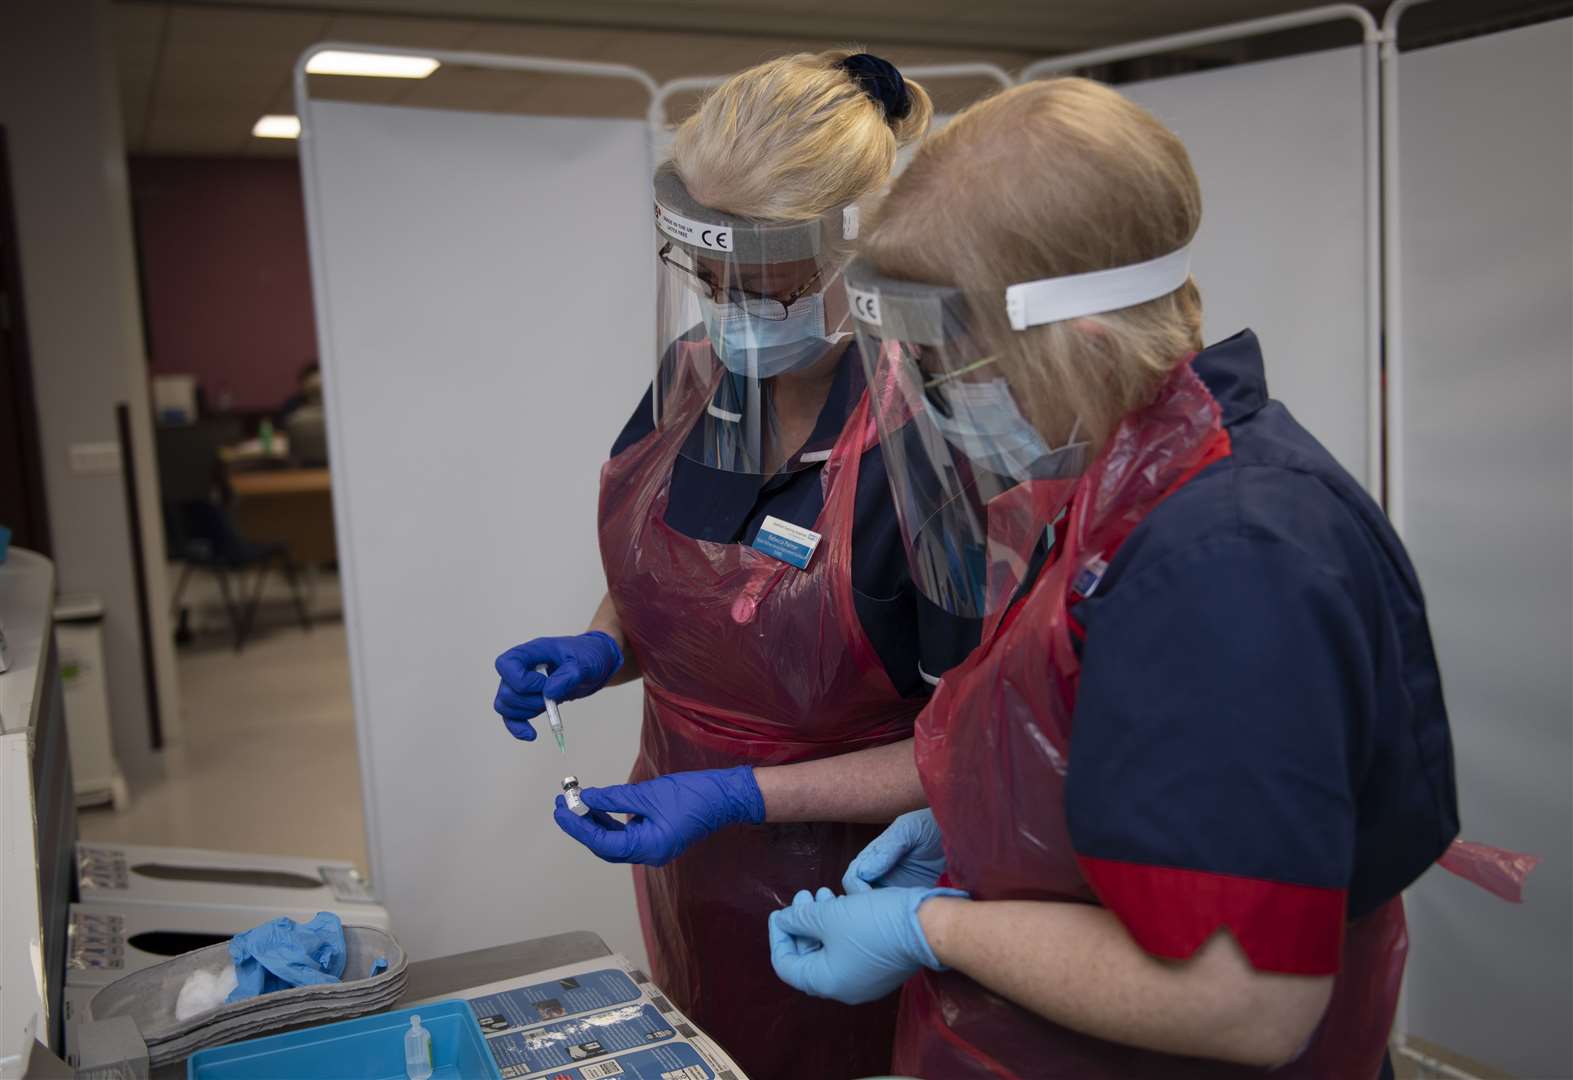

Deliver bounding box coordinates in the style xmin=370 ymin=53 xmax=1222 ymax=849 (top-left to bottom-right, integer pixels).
xmin=755 ymin=78 xmax=1511 ymax=1079
xmin=492 ymin=51 xmax=977 ymax=1080
xmin=555 ymin=78 xmax=1525 ymax=1078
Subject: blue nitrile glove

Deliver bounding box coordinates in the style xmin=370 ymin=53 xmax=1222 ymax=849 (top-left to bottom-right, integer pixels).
xmin=226 ymin=911 xmax=347 ymax=1003
xmin=553 ymin=767 xmax=765 ymax=866
xmin=768 ymin=885 xmax=967 ymax=1005
xmin=842 ymin=808 xmax=948 ymax=893
xmin=493 ymin=631 xmax=624 ymax=740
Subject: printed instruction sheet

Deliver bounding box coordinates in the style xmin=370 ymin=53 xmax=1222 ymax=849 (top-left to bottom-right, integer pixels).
xmin=418 ymin=954 xmax=747 ymax=1080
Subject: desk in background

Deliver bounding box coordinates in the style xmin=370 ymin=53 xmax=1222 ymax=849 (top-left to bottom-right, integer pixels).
xmin=227 ymin=468 xmax=337 ymax=566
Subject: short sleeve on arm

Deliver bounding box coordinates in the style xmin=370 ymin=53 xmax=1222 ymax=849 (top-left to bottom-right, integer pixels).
xmin=1067 ymin=534 xmax=1370 ymax=976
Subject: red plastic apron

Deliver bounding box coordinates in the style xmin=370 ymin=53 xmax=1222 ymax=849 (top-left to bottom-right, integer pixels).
xmin=894 ymin=361 xmax=1409 ymax=1079
xmin=598 ymin=358 xmax=921 ymax=1080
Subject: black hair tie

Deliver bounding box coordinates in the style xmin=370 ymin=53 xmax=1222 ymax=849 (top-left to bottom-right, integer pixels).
xmin=838 ymin=53 xmax=912 ymax=124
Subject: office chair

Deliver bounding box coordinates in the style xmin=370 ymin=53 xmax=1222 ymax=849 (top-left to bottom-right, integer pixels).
xmin=165 ymin=500 xmax=312 ymax=651
xmin=157 ymin=422 xmax=312 ymax=651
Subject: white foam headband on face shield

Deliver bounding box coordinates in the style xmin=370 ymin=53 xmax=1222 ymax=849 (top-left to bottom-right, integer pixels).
xmin=1004 ymin=245 xmax=1192 ymax=331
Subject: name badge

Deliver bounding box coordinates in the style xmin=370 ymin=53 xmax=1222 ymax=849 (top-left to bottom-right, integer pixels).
xmin=752 ymin=515 xmax=823 ymax=570
xmin=1070 ymin=554 xmax=1109 ymax=599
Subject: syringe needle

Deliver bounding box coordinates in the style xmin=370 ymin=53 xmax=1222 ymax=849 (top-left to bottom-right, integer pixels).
xmin=536 ymin=664 xmax=567 ymax=753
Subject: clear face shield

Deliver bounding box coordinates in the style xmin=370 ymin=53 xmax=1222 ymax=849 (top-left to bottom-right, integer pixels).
xmin=652 ymin=164 xmax=860 ymax=475
xmin=845 ymin=246 xmax=1193 ymax=618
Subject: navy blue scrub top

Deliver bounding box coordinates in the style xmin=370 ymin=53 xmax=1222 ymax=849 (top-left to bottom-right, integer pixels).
xmin=611 ymin=341 xmax=982 ymax=698
xmin=1033 ymin=330 xmax=1458 ymax=973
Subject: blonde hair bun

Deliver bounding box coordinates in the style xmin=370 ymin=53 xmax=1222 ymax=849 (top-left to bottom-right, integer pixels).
xmin=671 ymin=48 xmax=933 ymax=223
xmin=837 ymin=53 xmax=933 ymax=147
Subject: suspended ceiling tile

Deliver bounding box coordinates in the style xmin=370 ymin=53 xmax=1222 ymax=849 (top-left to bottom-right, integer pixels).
xmin=267 ymin=80 xmax=298 ymax=115
xmin=120 ymin=0 xmax=1381 ymax=56
xmin=242 ymin=134 xmax=302 ymax=159
xmin=153 ymin=53 xmax=291 ymax=115
xmin=143 ymin=5 xmax=330 ymax=155
xmin=1084 ymin=0 xmax=1372 ymax=48
xmin=114 ymin=3 xmax=169 ymax=152
xmin=320 ymin=13 xmax=477 ymax=49
xmin=161 ymin=4 xmax=330 ymax=49
xmin=601 ymin=30 xmax=836 ymax=83
xmin=457 ymin=21 xmax=622 ymax=59
xmin=114 ymin=2 xmax=168 ymax=73
xmin=114 ymin=1 xmax=168 ymax=46
xmin=744 ymin=0 xmax=1108 ymax=50
xmin=111 ymin=0 xmax=1385 ymax=156
xmin=119 ymin=80 xmax=153 ymax=155
xmin=142 ymin=102 xmax=256 ymax=155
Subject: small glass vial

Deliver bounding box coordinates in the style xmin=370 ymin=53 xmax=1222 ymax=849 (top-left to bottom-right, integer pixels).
xmin=562 ymin=776 xmax=589 ymax=817
xmin=404 ymin=1014 xmax=433 ymax=1080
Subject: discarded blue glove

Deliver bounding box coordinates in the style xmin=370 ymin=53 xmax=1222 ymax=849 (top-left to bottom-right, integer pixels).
xmin=226 ymin=911 xmax=348 ymax=1003
xmin=768 ymin=885 xmax=966 ymax=1005
xmin=843 ymin=808 xmax=948 ymax=893
xmin=494 ymin=632 xmax=624 ymax=740
xmin=554 ymin=767 xmax=765 ymax=866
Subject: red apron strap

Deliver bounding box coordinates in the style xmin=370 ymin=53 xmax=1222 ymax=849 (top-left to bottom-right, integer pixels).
xmin=989 ymin=425 xmax=1233 ymax=643
xmin=1437 ymin=839 xmax=1541 ymax=903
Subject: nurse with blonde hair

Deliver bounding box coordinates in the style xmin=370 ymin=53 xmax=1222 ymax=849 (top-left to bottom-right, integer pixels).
xmin=498 ymin=51 xmax=981 ymax=1079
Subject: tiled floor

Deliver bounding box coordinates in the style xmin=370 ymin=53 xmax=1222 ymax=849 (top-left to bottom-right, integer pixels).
xmin=78 ymin=572 xmax=368 ymax=871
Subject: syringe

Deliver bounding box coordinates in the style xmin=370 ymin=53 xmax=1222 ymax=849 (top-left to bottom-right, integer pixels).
xmin=534 ymin=664 xmax=567 ymax=753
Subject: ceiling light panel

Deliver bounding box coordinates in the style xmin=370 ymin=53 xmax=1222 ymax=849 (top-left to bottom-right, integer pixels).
xmin=252 ymin=114 xmax=301 ymax=139
xmin=306 ymin=50 xmax=440 ymax=78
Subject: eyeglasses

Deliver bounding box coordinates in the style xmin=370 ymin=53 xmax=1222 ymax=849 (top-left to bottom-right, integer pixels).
xmin=659 ymin=242 xmax=825 ymax=322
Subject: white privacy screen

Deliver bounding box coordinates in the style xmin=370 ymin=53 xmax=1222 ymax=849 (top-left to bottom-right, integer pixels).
xmin=1118 ymin=46 xmax=1374 ymax=489
xmin=303 ymin=101 xmax=654 ymax=966
xmin=1393 ymin=20 xmax=1573 ymax=1078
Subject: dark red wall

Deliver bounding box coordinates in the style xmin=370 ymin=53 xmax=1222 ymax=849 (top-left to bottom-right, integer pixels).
xmin=130 ymin=157 xmax=317 ymax=412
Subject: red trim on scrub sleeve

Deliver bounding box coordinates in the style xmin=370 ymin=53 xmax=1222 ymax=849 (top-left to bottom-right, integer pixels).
xmin=1076 ymin=855 xmax=1347 ymax=975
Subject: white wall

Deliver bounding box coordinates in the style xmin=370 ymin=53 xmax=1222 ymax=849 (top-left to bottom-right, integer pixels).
xmin=0 ymin=0 xmax=179 ymax=780
xmin=1393 ymin=19 xmax=1573 ymax=1079
xmin=303 ymin=100 xmax=653 ymax=965
xmin=1119 ymin=45 xmax=1375 ymax=490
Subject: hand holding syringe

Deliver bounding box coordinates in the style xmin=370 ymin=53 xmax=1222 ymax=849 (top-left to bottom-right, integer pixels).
xmin=535 ymin=664 xmax=567 ymax=753
xmin=492 ymin=631 xmax=625 ymax=748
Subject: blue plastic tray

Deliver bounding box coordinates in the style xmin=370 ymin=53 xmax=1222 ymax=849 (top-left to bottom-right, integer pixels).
xmin=186 ymin=1000 xmax=502 ymax=1080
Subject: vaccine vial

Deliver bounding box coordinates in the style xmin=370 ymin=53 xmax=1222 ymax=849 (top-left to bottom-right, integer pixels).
xmin=562 ymin=776 xmax=589 ymax=817
xmin=404 ymin=1015 xmax=432 ymax=1080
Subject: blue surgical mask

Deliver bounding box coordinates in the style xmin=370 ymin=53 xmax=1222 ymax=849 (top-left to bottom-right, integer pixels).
xmin=925 ymin=378 xmax=1089 ymax=480
xmin=700 ymin=292 xmax=833 ymax=378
